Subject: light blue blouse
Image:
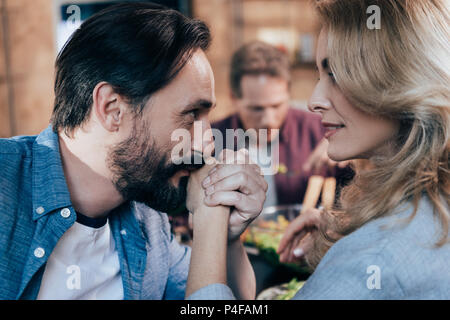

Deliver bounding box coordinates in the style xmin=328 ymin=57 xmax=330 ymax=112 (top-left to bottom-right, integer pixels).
xmin=188 ymin=195 xmax=450 ymax=300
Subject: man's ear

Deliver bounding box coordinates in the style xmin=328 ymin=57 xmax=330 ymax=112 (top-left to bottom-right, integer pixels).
xmin=92 ymin=82 xmax=127 ymax=132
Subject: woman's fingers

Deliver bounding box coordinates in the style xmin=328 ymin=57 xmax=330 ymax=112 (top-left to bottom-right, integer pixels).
xmin=287 ymin=234 xmax=304 ymax=263
xmin=290 ymin=232 xmax=314 ymax=263
xmin=297 ymin=232 xmax=314 ymax=259
xmin=280 ymin=231 xmax=315 ymax=264
xmin=277 ymin=215 xmax=310 ymax=254
xmin=279 ymin=239 xmax=293 ymax=263
xmin=278 ymin=208 xmax=321 ymax=262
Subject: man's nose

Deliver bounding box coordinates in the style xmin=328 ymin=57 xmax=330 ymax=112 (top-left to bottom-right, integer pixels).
xmin=191 ymin=119 xmax=214 ymax=155
xmin=261 ymin=109 xmax=277 ymax=129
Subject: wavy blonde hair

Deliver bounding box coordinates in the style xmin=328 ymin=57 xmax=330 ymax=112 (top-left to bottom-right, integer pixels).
xmin=307 ymin=0 xmax=450 ymax=268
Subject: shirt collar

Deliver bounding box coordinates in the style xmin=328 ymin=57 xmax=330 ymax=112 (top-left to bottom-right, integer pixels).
xmin=32 ymin=124 xmax=72 ymax=221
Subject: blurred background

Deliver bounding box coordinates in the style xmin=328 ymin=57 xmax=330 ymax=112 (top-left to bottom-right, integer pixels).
xmin=0 ymin=0 xmax=320 ymax=138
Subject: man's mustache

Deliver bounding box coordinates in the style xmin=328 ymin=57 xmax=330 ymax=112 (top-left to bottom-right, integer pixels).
xmin=167 ymin=151 xmax=206 ymax=176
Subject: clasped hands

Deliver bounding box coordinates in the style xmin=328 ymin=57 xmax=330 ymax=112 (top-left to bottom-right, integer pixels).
xmin=186 ymin=149 xmax=268 ymax=242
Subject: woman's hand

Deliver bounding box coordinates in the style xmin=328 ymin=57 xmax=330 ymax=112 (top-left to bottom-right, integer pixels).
xmin=186 ymin=150 xmax=260 ymax=299
xmin=186 ymin=160 xmax=217 ymax=215
xmin=185 ymin=158 xmax=231 ymax=298
xmin=277 ymin=208 xmax=322 ymax=264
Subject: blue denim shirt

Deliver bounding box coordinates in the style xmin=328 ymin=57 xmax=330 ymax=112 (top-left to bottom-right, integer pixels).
xmin=0 ymin=125 xmax=193 ymax=300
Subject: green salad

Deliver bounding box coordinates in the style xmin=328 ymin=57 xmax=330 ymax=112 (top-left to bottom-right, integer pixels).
xmin=276 ymin=278 xmax=305 ymax=300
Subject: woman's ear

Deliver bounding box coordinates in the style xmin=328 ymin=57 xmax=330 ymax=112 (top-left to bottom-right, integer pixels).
xmin=92 ymin=82 xmax=126 ymax=132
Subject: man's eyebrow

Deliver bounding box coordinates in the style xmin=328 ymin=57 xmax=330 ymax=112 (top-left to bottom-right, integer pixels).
xmin=271 ymin=101 xmax=286 ymax=108
xmin=186 ymin=99 xmax=216 ymax=109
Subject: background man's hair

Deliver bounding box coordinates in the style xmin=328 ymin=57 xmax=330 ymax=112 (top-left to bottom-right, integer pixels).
xmin=230 ymin=41 xmax=290 ymax=98
xmin=51 ymin=2 xmax=211 ymax=135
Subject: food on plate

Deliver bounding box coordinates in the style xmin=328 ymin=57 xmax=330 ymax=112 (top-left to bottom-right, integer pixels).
xmin=255 ymin=215 xmax=290 ymax=231
xmin=256 ymin=278 xmax=305 ymax=300
xmin=243 ymin=215 xmax=309 ymax=273
xmin=243 ymin=215 xmax=289 ymax=250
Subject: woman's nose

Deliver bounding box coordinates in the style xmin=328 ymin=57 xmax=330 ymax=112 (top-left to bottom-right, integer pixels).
xmin=308 ymin=99 xmax=331 ymax=114
xmin=307 ymin=85 xmax=332 ymax=114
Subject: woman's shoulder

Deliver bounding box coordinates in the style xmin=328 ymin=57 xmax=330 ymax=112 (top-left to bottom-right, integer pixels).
xmin=334 ymin=196 xmax=444 ymax=254
xmin=295 ymin=196 xmax=450 ymax=299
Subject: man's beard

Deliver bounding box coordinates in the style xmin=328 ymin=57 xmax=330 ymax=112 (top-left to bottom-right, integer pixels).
xmin=107 ymin=122 xmax=202 ymax=213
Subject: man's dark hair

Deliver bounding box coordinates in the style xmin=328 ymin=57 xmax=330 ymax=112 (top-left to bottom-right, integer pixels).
xmin=52 ymin=2 xmax=211 ymax=135
xmin=230 ymin=41 xmax=290 ymax=98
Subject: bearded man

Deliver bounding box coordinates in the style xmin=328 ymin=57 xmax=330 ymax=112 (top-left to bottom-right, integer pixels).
xmin=0 ymin=3 xmax=266 ymax=300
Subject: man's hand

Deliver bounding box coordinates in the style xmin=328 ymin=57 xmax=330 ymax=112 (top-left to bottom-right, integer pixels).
xmin=201 ymin=149 xmax=268 ymax=242
xmin=277 ymin=208 xmax=321 ymax=264
xmin=303 ymin=138 xmax=350 ymax=174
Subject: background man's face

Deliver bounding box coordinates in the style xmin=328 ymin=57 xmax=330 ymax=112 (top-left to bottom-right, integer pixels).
xmin=108 ymin=50 xmax=216 ymax=212
xmin=233 ymin=75 xmax=290 ymax=142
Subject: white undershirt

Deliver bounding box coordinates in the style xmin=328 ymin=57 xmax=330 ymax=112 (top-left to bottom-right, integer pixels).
xmin=37 ymin=219 xmax=124 ymax=300
xmin=248 ymin=142 xmax=278 ymax=208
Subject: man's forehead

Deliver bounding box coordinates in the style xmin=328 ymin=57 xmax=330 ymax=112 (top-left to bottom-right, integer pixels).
xmin=241 ymin=76 xmax=289 ymax=101
xmin=182 ymin=51 xmax=215 ymax=98
xmin=142 ymin=49 xmax=215 ymax=113
xmin=186 ymin=50 xmax=213 ymax=75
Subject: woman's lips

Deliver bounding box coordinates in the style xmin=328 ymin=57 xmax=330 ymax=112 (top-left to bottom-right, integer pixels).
xmin=322 ymin=122 xmax=345 ymax=139
xmin=324 ymin=128 xmax=341 ymax=139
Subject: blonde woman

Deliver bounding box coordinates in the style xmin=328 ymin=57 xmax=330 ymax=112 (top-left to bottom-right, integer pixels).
xmin=185 ymin=0 xmax=449 ymax=299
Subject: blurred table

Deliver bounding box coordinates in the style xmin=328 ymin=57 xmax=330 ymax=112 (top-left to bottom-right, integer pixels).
xmin=245 ymin=246 xmax=310 ymax=296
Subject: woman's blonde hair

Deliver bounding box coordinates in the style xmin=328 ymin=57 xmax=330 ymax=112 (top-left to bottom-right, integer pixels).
xmin=307 ymin=0 xmax=450 ymax=268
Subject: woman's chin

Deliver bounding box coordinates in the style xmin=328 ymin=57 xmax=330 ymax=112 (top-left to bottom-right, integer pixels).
xmin=327 ymin=148 xmax=357 ymax=162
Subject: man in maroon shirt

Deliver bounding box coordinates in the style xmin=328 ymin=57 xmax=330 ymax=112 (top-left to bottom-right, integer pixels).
xmin=212 ymin=41 xmax=351 ymax=206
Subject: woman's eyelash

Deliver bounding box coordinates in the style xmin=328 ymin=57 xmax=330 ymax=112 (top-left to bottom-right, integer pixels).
xmin=328 ymin=72 xmax=336 ymax=82
xmin=317 ymin=73 xmax=335 ymax=81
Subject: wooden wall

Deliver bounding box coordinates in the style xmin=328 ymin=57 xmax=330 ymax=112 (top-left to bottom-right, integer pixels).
xmin=0 ymin=0 xmax=320 ymax=137
xmin=0 ymin=0 xmax=55 ymax=138
xmin=194 ymin=0 xmax=321 ymax=122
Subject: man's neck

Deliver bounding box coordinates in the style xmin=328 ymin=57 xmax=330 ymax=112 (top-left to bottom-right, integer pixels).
xmin=58 ymin=132 xmax=125 ymax=219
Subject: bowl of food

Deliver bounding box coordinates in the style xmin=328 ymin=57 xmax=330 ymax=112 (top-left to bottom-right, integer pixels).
xmin=242 ymin=204 xmax=310 ymax=274
xmin=257 ymin=204 xmax=303 ymax=223
xmin=256 ymin=278 xmax=306 ymax=300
